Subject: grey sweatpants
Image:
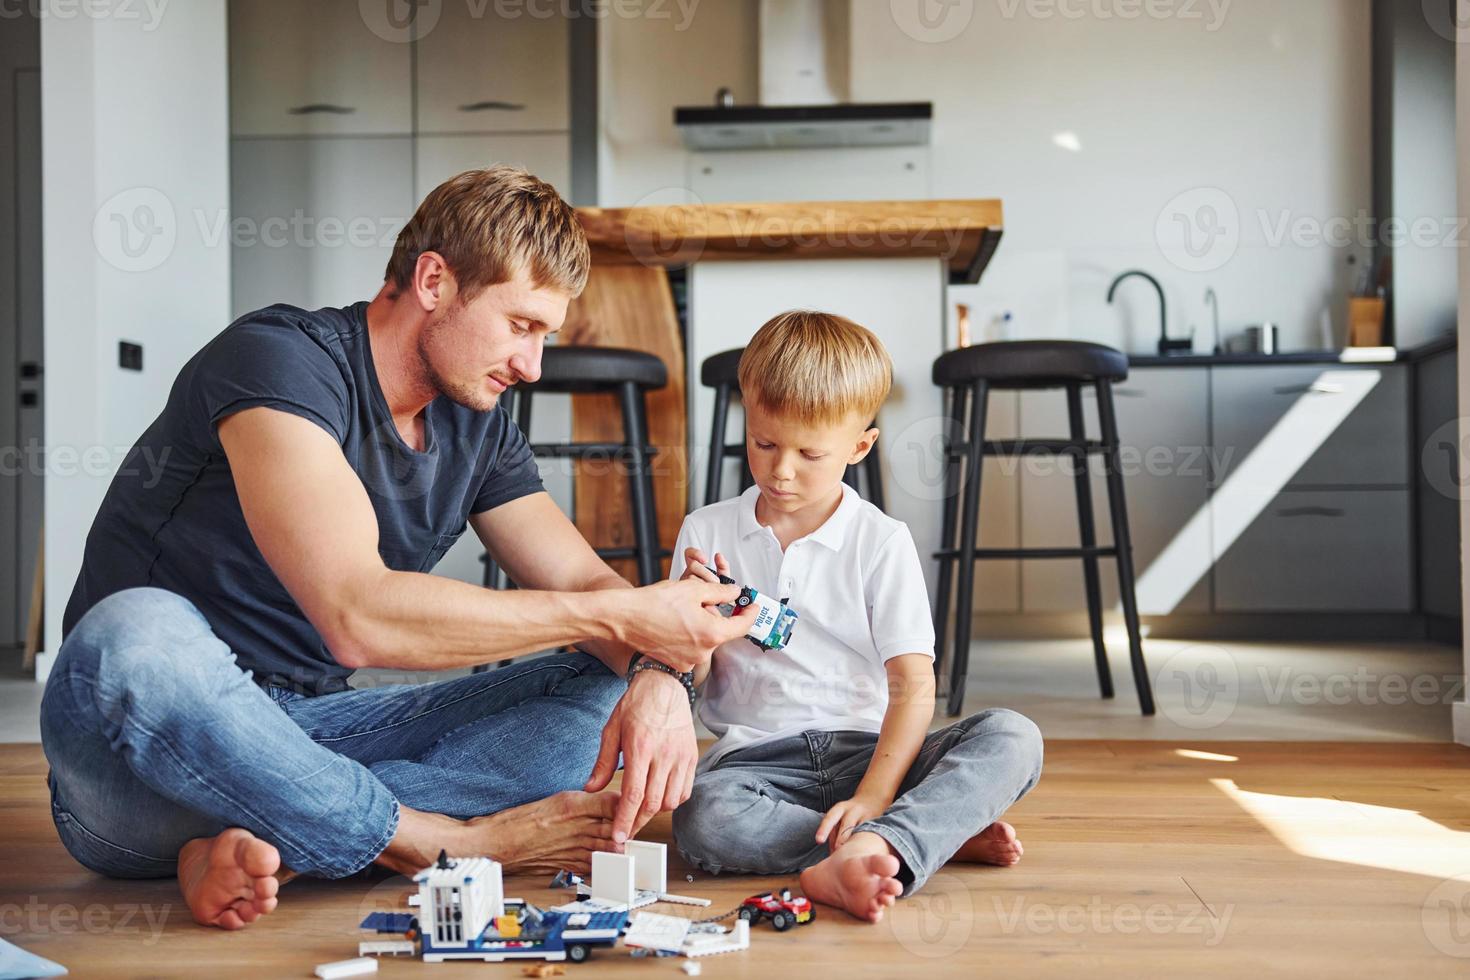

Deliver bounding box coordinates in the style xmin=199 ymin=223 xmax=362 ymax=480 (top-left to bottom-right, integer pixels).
xmin=672 ymin=708 xmax=1043 ymax=895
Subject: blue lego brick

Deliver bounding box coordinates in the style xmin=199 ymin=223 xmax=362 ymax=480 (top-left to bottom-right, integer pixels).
xmin=360 ymin=911 xmax=417 ymax=934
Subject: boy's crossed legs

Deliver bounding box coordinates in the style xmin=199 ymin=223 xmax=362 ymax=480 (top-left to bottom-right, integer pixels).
xmin=673 ymin=708 xmax=1043 ymax=921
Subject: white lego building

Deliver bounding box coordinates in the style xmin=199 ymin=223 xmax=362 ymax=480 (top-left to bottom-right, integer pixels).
xmin=413 ymin=855 xmax=504 ymax=950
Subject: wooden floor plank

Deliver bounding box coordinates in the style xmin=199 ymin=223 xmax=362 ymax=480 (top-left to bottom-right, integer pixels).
xmin=4 ymin=741 xmax=1470 ymax=977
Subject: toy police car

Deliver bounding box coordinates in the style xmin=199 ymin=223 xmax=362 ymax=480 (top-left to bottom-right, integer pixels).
xmin=707 ymin=566 xmax=799 ymax=652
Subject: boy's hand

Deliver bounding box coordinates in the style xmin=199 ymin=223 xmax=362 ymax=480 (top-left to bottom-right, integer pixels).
xmin=679 ymin=548 xmax=729 ymax=584
xmin=815 ymin=793 xmax=890 ymax=852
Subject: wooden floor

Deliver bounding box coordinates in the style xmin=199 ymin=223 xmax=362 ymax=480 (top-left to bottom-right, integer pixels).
xmin=5 ymin=740 xmax=1470 ymax=978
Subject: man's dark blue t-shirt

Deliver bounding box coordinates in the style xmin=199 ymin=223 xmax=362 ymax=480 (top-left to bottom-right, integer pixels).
xmin=62 ymin=302 xmax=545 ymax=693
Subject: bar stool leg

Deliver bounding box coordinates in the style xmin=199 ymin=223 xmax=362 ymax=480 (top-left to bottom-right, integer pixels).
xmin=705 ymin=384 xmax=730 ymax=506
xmin=619 ymin=381 xmax=660 ymax=586
xmin=948 ymin=379 xmax=989 ymax=717
xmin=1095 ymin=381 xmax=1156 ymax=716
xmin=932 ymin=384 xmax=969 ymax=682
xmin=1066 ymin=384 xmax=1115 ymax=700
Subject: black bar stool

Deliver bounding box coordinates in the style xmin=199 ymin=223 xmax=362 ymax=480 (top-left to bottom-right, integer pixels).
xmin=483 ymin=345 xmax=669 ymax=589
xmin=701 ymin=347 xmax=886 ymax=510
xmin=931 ymin=340 xmax=1155 ymax=717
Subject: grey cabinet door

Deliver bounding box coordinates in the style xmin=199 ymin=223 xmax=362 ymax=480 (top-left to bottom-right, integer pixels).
xmin=230 ymin=137 xmax=414 ymax=316
xmin=415 ymin=2 xmax=569 ymax=135
xmin=1416 ymin=349 xmax=1461 ymax=618
xmin=1210 ymin=365 xmax=1410 ymax=489
xmin=229 ymin=0 xmax=413 ymax=137
xmin=1019 ymin=368 xmax=1212 ymax=614
xmin=414 ymin=134 xmax=571 ymax=202
xmin=1213 ymin=489 xmax=1413 ymax=612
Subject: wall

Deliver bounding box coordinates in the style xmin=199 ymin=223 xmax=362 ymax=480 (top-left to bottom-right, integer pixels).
xmin=41 ymin=2 xmax=232 ymax=667
xmin=1381 ymin=0 xmax=1459 ymax=349
xmin=599 ymin=1 xmax=1374 ymax=355
xmin=597 ymin=0 xmax=758 ymax=205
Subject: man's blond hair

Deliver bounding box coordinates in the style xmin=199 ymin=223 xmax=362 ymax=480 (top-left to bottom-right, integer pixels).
xmin=738 ymin=311 xmax=892 ymax=426
xmin=385 ymin=166 xmax=590 ymax=301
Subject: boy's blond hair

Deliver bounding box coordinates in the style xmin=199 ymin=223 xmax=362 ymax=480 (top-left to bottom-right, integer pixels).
xmin=738 ymin=311 xmax=892 ymax=426
xmin=385 ymin=166 xmax=590 ymax=302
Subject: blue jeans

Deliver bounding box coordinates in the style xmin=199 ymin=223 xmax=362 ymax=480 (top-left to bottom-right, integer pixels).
xmin=40 ymin=587 xmax=624 ymax=880
xmin=672 ymin=709 xmax=1043 ymax=895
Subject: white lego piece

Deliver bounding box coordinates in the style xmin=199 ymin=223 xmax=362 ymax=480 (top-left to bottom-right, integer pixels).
xmin=681 ymin=919 xmax=750 ymax=958
xmin=622 ymin=911 xmax=692 ymax=953
xmin=314 ymin=957 xmax=378 ymax=979
xmin=655 ymin=892 xmax=711 ymax=907
xmin=590 ymin=851 xmax=636 ymax=907
xmin=682 ymin=962 xmax=703 ymax=976
xmin=358 ymin=940 xmax=415 ymax=957
xmin=625 ymin=840 xmax=668 ymax=893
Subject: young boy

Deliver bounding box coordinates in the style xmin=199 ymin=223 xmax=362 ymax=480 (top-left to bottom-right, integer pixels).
xmin=670 ymin=310 xmax=1044 ymax=923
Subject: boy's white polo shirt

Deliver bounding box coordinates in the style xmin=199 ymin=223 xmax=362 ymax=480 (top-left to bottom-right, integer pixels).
xmin=671 ymin=484 xmax=936 ymax=770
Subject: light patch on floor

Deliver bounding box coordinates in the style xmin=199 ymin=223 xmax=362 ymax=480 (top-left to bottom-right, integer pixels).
xmin=946 ymin=637 xmax=1460 ymax=741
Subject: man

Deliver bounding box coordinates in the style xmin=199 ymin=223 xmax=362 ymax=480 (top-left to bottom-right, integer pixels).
xmin=40 ymin=167 xmax=750 ymax=930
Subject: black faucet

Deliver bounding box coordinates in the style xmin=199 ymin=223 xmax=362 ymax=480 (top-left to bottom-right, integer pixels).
xmin=1107 ymin=270 xmax=1190 ymax=356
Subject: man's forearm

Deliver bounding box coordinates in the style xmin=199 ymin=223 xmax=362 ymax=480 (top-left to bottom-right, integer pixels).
xmin=566 ymin=566 xmax=639 ymax=676
xmin=333 ymin=567 xmax=626 ymax=671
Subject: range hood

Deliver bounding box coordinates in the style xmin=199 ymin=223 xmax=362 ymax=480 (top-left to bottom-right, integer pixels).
xmin=675 ymin=0 xmax=932 ymax=152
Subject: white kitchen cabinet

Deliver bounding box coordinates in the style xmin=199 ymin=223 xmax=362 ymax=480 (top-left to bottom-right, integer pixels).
xmin=229 ymin=0 xmax=413 ymax=137
xmin=414 ymin=133 xmax=571 ymax=202
xmin=953 ymin=391 xmax=1021 ymax=613
xmin=230 ymin=137 xmax=414 ymax=316
xmin=1018 ymin=368 xmax=1211 ymax=614
xmin=415 ymin=3 xmax=569 ymax=134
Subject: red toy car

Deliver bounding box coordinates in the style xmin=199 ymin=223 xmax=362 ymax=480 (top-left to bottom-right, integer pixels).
xmin=737 ymin=889 xmax=815 ymax=931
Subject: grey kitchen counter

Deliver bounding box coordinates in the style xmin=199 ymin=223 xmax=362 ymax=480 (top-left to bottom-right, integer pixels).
xmin=1127 ymin=333 xmax=1454 ymax=368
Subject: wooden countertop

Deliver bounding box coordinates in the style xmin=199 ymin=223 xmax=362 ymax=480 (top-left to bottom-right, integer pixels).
xmin=576 ymin=198 xmax=1005 ymax=284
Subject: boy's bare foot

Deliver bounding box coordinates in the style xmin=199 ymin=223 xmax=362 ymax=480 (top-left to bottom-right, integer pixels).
xmin=464 ymin=790 xmax=619 ymax=876
xmin=954 ymin=820 xmax=1024 ymax=867
xmin=798 ymin=831 xmax=904 ymax=923
xmin=177 ymin=828 xmax=281 ymax=930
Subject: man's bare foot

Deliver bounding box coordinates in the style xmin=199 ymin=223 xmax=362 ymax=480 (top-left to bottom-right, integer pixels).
xmin=798 ymin=831 xmax=904 ymax=923
xmin=465 ymin=790 xmax=619 ymax=876
xmin=177 ymin=828 xmax=281 ymax=930
xmin=954 ymin=820 xmax=1024 ymax=867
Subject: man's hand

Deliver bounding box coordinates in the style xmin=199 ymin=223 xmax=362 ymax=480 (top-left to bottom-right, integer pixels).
xmin=815 ymin=793 xmax=890 ymax=853
xmin=584 ymin=669 xmax=699 ymax=844
xmin=614 ymin=578 xmax=753 ymax=673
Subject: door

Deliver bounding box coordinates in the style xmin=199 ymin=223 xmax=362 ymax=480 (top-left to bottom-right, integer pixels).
xmin=0 ymin=17 xmax=41 ymax=648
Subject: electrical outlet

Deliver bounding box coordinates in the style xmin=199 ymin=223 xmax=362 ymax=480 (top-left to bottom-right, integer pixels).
xmin=119 ymin=341 xmax=143 ymax=371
